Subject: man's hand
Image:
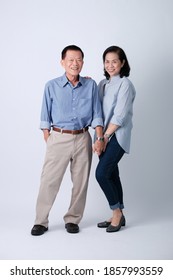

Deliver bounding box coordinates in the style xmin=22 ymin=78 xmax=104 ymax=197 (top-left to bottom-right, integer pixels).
xmin=43 ymin=129 xmax=50 ymax=142
xmin=93 ymin=140 xmax=104 ymax=156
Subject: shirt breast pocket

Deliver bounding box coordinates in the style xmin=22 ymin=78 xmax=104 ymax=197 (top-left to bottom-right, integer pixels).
xmin=78 ymin=98 xmax=92 ymax=117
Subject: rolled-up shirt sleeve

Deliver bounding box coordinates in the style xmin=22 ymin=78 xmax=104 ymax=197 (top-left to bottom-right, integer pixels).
xmin=110 ymin=80 xmax=135 ymax=127
xmin=91 ymin=81 xmax=103 ymax=128
xmin=40 ymin=84 xmax=52 ymax=130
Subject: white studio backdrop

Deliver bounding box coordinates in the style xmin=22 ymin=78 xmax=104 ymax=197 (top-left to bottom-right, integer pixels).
xmin=0 ymin=0 xmax=173 ymax=259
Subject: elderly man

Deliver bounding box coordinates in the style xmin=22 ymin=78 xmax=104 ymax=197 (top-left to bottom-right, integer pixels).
xmin=31 ymin=45 xmax=104 ymax=235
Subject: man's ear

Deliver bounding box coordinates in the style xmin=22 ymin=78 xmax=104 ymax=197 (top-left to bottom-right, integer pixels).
xmin=60 ymin=59 xmax=64 ymax=67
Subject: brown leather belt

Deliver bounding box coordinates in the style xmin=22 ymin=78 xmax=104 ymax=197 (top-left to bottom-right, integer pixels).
xmin=53 ymin=127 xmax=88 ymax=135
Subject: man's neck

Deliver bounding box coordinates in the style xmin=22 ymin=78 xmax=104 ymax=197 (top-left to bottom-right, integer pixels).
xmin=66 ymin=74 xmax=79 ymax=86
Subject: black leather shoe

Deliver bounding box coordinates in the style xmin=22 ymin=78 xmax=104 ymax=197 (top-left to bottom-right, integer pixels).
xmin=97 ymin=221 xmax=111 ymax=228
xmin=31 ymin=225 xmax=48 ymax=236
xmin=65 ymin=223 xmax=79 ymax=234
xmin=106 ymin=215 xmax=126 ymax=233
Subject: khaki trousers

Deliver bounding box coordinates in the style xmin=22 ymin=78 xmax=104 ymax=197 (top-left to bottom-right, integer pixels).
xmin=34 ymin=130 xmax=92 ymax=227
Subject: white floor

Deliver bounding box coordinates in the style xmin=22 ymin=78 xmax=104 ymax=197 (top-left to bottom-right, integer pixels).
xmin=1 ymin=198 xmax=173 ymax=260
xmin=1 ymin=150 xmax=173 ymax=260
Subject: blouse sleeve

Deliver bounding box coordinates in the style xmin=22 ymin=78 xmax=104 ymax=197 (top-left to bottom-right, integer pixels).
xmin=110 ymin=79 xmax=136 ymax=127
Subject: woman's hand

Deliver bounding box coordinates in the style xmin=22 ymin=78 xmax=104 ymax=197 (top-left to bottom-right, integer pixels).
xmin=103 ymin=135 xmax=109 ymax=152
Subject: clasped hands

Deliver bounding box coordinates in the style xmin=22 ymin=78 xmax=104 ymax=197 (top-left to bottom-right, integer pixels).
xmin=93 ymin=136 xmax=109 ymax=156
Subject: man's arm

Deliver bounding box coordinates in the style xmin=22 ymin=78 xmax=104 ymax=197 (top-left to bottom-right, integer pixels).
xmin=40 ymin=83 xmax=52 ymax=140
xmin=93 ymin=125 xmax=104 ymax=156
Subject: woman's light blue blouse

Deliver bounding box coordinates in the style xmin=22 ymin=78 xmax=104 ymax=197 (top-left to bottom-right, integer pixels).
xmin=98 ymin=75 xmax=136 ymax=153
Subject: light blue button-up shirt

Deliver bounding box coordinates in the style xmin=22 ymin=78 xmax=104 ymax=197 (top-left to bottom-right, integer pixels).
xmin=98 ymin=75 xmax=136 ymax=153
xmin=40 ymin=74 xmax=103 ymax=130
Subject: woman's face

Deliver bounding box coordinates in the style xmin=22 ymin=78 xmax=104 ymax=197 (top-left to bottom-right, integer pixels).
xmin=104 ymin=52 xmax=124 ymax=77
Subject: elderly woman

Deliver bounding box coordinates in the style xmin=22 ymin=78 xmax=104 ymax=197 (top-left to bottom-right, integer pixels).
xmin=94 ymin=46 xmax=136 ymax=232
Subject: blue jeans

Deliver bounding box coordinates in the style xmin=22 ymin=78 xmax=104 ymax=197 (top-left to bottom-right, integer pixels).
xmin=95 ymin=135 xmax=125 ymax=210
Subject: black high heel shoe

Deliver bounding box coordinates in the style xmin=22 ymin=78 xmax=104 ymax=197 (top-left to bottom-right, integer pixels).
xmin=106 ymin=215 xmax=126 ymax=232
xmin=98 ymin=215 xmax=126 ymax=228
xmin=97 ymin=221 xmax=111 ymax=228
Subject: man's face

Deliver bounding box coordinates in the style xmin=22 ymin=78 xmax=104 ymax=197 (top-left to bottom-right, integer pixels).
xmin=61 ymin=50 xmax=84 ymax=78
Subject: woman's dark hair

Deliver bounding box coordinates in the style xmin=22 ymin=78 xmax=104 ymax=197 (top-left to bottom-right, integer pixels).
xmin=61 ymin=45 xmax=84 ymax=60
xmin=103 ymin=46 xmax=130 ymax=79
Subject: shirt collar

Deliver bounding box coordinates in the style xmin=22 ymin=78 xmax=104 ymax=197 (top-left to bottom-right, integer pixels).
xmin=61 ymin=73 xmax=83 ymax=87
